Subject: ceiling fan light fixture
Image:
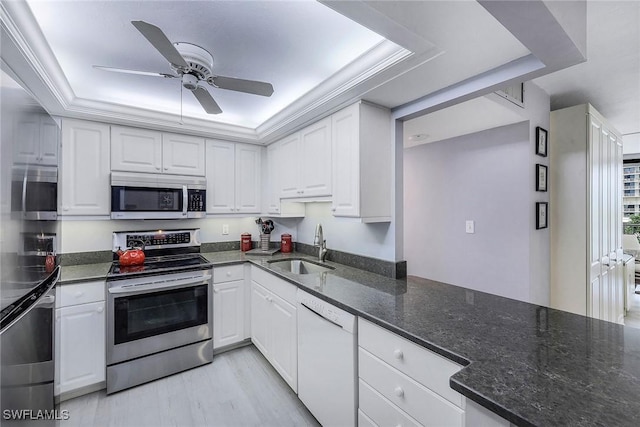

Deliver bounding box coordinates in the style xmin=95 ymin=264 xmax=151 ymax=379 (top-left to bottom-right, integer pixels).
xmin=182 ymin=73 xmax=198 ymax=90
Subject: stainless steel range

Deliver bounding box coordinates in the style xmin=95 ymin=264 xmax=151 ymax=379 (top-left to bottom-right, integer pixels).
xmin=106 ymin=229 xmax=213 ymax=394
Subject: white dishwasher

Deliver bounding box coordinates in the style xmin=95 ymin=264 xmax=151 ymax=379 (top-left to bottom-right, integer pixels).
xmin=297 ymin=289 xmax=357 ymax=427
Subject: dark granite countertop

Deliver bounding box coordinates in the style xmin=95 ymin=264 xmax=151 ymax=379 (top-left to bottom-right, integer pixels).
xmin=59 ymin=262 xmax=112 ymax=284
xmin=62 ymin=250 xmax=640 ymax=426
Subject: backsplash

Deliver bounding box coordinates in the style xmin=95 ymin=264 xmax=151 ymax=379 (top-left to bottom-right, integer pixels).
xmin=61 ymin=240 xmax=406 ymax=279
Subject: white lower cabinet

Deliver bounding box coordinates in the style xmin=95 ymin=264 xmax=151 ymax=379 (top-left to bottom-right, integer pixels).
xmin=250 ymin=266 xmax=297 ymax=392
xmin=213 ymin=264 xmax=246 ymax=349
xmin=358 ymin=318 xmax=509 ymax=427
xmin=55 ymin=281 xmax=106 ymax=399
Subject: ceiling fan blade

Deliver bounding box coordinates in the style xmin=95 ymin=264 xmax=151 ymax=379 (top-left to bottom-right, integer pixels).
xmin=131 ymin=20 xmax=189 ymax=68
xmin=192 ymin=86 xmax=222 ymax=114
xmin=93 ymin=65 xmax=178 ymax=78
xmin=211 ymin=76 xmax=274 ymax=97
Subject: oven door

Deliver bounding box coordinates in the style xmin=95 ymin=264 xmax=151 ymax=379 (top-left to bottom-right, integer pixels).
xmin=107 ymin=270 xmax=212 ymax=365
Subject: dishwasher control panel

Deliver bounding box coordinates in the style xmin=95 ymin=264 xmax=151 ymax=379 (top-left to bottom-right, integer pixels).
xmin=297 ymin=290 xmax=356 ymax=333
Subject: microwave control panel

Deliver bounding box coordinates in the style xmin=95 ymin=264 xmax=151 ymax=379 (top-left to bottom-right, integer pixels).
xmin=188 ymin=190 xmax=206 ymax=212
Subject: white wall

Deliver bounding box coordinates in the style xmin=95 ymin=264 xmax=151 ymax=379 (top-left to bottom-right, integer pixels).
xmin=403 ymin=82 xmax=550 ymax=304
xmin=295 ymin=202 xmax=395 ymax=261
xmin=404 ymin=122 xmax=531 ymax=301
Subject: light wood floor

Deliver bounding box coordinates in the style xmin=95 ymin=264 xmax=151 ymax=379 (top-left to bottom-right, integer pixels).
xmin=58 ymin=345 xmax=320 ymax=427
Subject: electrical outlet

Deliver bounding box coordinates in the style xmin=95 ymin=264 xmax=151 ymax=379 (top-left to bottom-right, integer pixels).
xmin=465 ymin=220 xmax=475 ymax=234
xmin=222 ymin=224 xmax=229 ymax=235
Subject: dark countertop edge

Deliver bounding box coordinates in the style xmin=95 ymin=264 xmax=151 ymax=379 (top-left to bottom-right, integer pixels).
xmin=57 ymin=252 xmax=533 ymax=424
xmin=450 ymin=378 xmax=535 ymax=427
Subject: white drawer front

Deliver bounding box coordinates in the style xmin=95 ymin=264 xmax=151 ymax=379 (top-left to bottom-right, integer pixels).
xmin=213 ymin=264 xmax=245 ymax=283
xmin=359 ymin=318 xmax=463 ymax=407
xmin=251 ymin=265 xmax=296 ymax=305
xmin=359 ymin=379 xmax=421 ymax=427
xmin=58 ymin=281 xmax=105 ymax=307
xmin=358 ymin=409 xmax=378 ymax=427
xmin=359 ymin=348 xmax=464 ymax=427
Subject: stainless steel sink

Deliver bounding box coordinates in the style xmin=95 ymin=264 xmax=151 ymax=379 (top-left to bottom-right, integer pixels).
xmin=268 ymin=259 xmax=335 ymax=275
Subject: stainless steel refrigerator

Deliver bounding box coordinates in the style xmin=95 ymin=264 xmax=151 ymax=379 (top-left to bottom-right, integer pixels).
xmin=1 ymin=66 xmax=60 ymax=424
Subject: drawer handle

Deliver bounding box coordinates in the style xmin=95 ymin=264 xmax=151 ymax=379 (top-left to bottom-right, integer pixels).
xmin=394 ymin=349 xmax=404 ymax=360
xmin=96 ymin=306 xmax=104 ymax=313
xmin=75 ymin=291 xmax=84 ymax=298
xmin=226 ymin=271 xmax=232 ymax=277
xmin=394 ymin=386 xmax=404 ymax=398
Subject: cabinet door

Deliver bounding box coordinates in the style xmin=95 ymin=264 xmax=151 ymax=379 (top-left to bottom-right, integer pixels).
xmin=55 ymin=301 xmax=106 ymax=395
xmin=250 ymin=281 xmax=271 ymax=357
xmin=206 ymin=140 xmax=236 ymax=213
xmin=39 ymin=117 xmax=59 ymax=166
xmin=331 ymin=103 xmax=360 ymax=217
xmin=300 ymin=117 xmax=332 ymax=197
xmin=266 ymin=144 xmax=281 ymax=214
xmin=162 ymin=133 xmax=205 ymax=176
xmin=235 ymin=144 xmax=261 ymax=213
xmin=269 ymin=293 xmax=298 ymax=392
xmin=277 ymin=133 xmax=301 ymax=198
xmin=111 ymin=126 xmax=162 ymax=173
xmin=14 ymin=113 xmax=40 ymax=164
xmin=213 ymin=280 xmax=245 ymax=349
xmin=60 ymin=119 xmax=111 ymax=215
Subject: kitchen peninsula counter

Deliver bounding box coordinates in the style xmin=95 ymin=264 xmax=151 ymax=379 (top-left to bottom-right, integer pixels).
xmin=60 ymin=251 xmax=640 ymax=426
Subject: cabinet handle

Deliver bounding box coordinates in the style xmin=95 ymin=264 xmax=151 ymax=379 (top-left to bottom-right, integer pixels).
xmin=96 ymin=306 xmax=104 ymax=313
xmin=156 ymin=166 xmax=161 ymax=171
xmin=164 ymin=167 xmax=168 ymax=171
xmin=331 ymin=207 xmax=336 ymax=212
xmin=394 ymin=386 xmax=404 ymax=398
xmin=213 ymin=289 xmax=219 ymax=293
xmin=75 ymin=291 xmax=84 ymax=298
xmin=226 ymin=271 xmax=232 ymax=277
xmin=63 ymin=206 xmax=69 ymax=211
xmin=393 ymin=349 xmax=404 ymax=360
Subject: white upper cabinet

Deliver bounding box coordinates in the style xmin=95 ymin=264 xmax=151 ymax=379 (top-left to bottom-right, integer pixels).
xmin=59 ymin=119 xmax=110 ymax=215
xmin=266 ymin=143 xmax=280 ymax=214
xmin=14 ymin=114 xmax=59 ymax=166
xmin=300 ymin=117 xmax=332 ymax=197
xmin=111 ymin=126 xmax=205 ymax=176
xmin=111 ymin=126 xmax=162 ymax=173
xmin=274 ymin=117 xmax=332 ymax=199
xmin=235 ymin=143 xmax=261 ymax=213
xmin=206 ymin=140 xmax=261 ymax=214
xmin=277 ymin=133 xmax=301 ymax=198
xmin=162 ymin=133 xmax=206 ymax=176
xmin=331 ymin=102 xmax=391 ymax=222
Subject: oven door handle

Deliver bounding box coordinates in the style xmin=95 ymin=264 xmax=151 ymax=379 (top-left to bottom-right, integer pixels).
xmin=108 ymin=274 xmax=212 ymax=295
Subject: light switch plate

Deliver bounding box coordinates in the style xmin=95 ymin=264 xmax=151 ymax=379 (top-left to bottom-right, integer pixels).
xmin=465 ymin=220 xmax=475 ymax=234
xmin=222 ymin=224 xmax=229 ymax=235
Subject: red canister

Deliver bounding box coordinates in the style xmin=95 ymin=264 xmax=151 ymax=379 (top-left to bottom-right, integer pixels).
xmin=241 ymin=233 xmax=252 ymax=252
xmin=281 ymin=234 xmax=292 ymax=253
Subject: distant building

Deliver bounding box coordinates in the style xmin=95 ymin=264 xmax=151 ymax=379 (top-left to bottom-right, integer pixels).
xmin=624 ymin=160 xmax=640 ymax=218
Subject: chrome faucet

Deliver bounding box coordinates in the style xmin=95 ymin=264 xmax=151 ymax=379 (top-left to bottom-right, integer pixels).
xmin=313 ymin=224 xmax=328 ymax=262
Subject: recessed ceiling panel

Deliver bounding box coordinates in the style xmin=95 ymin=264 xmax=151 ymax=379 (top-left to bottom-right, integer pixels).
xmin=26 ymin=0 xmax=385 ymax=128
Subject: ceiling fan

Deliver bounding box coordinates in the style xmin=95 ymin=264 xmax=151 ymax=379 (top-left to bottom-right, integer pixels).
xmin=94 ymin=20 xmax=274 ymax=114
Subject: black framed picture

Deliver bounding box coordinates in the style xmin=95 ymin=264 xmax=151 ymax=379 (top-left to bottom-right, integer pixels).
xmin=536 ymin=202 xmax=548 ymax=229
xmin=536 ymin=164 xmax=548 ymax=192
xmin=536 ymin=127 xmax=548 ymax=157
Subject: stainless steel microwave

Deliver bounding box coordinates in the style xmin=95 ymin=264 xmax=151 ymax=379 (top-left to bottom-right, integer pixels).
xmin=11 ymin=166 xmax=58 ymax=220
xmin=110 ymin=172 xmax=206 ymax=220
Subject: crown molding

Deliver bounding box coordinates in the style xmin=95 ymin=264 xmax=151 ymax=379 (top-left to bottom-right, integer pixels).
xmin=1 ymin=0 xmax=425 ymax=145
